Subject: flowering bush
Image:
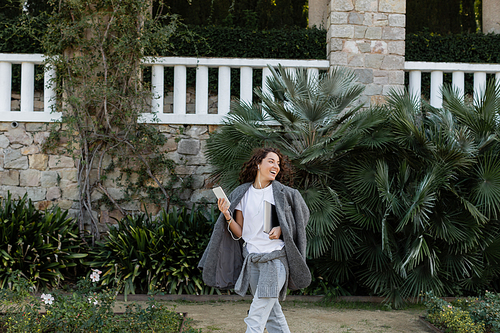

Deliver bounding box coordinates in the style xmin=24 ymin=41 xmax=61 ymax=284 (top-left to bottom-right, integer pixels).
xmin=0 ymin=270 xmax=201 ymax=332
xmin=424 ymin=291 xmax=500 ymax=333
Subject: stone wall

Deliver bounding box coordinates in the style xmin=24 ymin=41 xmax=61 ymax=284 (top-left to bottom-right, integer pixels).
xmin=0 ymin=120 xmax=216 ymax=232
xmin=327 ymin=0 xmax=406 ymax=107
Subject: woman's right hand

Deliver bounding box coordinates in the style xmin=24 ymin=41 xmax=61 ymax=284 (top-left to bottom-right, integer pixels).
xmin=217 ymin=198 xmax=231 ymax=220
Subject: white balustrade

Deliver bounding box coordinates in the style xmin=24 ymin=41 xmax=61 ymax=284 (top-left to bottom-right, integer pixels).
xmin=0 ymin=53 xmax=61 ymax=122
xmin=405 ymin=61 xmax=500 ymax=109
xmin=0 ymin=53 xmax=330 ymax=124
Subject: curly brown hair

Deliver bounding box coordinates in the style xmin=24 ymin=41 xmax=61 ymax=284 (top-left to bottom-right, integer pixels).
xmin=238 ymin=147 xmax=293 ymax=186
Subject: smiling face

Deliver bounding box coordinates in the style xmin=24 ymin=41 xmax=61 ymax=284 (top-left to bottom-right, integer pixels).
xmin=256 ymin=152 xmax=280 ymax=186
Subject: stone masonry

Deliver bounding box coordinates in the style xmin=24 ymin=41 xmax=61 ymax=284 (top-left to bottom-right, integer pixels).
xmin=327 ymin=0 xmax=406 ymax=107
xmin=0 ymin=121 xmax=216 ymax=233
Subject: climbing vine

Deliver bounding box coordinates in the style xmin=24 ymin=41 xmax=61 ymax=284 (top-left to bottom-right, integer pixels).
xmin=41 ymin=0 xmax=184 ymax=240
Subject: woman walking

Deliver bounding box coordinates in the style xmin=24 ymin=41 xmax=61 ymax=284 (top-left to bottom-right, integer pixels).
xmin=199 ymin=147 xmax=311 ymax=333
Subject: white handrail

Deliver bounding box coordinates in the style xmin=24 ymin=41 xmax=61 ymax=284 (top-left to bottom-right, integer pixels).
xmin=405 ymin=61 xmax=500 ymax=108
xmin=0 ymin=53 xmax=330 ymax=124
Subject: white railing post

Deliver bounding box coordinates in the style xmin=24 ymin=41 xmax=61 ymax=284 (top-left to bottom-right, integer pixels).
xmin=20 ymin=62 xmax=35 ymax=113
xmin=496 ymin=72 xmax=500 ymax=88
xmin=286 ymin=67 xmax=297 ymax=81
xmin=173 ymin=65 xmax=186 ymax=115
xmin=408 ymin=70 xmax=421 ymax=108
xmin=240 ymin=66 xmax=253 ymax=105
xmin=0 ymin=62 xmax=11 ymax=112
xmin=218 ymin=66 xmax=231 ymax=116
xmin=452 ymin=71 xmax=465 ymax=101
xmin=195 ymin=65 xmax=209 ymax=114
xmin=151 ymin=65 xmax=164 ymax=115
xmin=307 ymin=68 xmax=319 ymax=85
xmin=430 ymin=70 xmax=443 ymax=108
xmin=474 ymin=72 xmax=487 ymax=104
xmin=44 ymin=64 xmax=56 ymax=113
xmin=262 ymin=66 xmax=273 ymax=98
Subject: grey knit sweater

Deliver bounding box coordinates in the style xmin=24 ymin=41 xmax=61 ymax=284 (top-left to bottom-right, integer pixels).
xmin=198 ymin=181 xmax=311 ymax=292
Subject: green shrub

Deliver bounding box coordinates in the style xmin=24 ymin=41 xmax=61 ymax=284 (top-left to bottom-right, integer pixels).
xmin=88 ymin=205 xmax=217 ymax=297
xmin=0 ymin=271 xmax=200 ymax=333
xmin=0 ymin=193 xmax=88 ymax=290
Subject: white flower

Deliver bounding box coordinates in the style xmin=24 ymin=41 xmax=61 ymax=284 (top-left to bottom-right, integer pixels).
xmin=88 ymin=296 xmax=99 ymax=305
xmin=41 ymin=293 xmax=54 ymax=305
xmin=90 ymin=269 xmax=102 ymax=282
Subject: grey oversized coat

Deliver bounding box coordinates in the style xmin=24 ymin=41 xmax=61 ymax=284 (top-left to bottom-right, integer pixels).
xmin=198 ymin=181 xmax=311 ymax=291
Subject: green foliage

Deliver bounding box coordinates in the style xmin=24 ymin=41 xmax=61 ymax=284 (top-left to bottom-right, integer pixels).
xmin=0 ymin=193 xmax=88 ymax=290
xmin=424 ymin=292 xmax=500 ymax=333
xmin=206 ymin=66 xmax=500 ymax=307
xmin=0 ymin=272 xmax=200 ymax=333
xmin=88 ymin=206 xmax=218 ymax=297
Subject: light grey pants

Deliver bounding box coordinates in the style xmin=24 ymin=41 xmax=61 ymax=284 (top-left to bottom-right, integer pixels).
xmin=244 ymin=259 xmax=291 ymax=333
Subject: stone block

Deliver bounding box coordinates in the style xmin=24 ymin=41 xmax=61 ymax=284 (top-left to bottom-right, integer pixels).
xmin=388 ymin=41 xmax=405 ymax=55
xmin=191 ymin=189 xmax=215 ymax=203
xmin=365 ymin=27 xmax=382 ymax=39
xmin=389 ymin=71 xmax=405 ymax=84
xmin=11 ymin=100 xmax=20 ymax=110
xmin=373 ymin=13 xmax=388 ymax=26
xmin=348 ymin=54 xmax=365 ymax=67
xmin=186 ymin=152 xmax=207 ymax=166
xmin=103 ymin=170 xmax=121 ymax=187
xmin=20 ymin=169 xmax=41 ymax=187
xmin=0 ymin=135 xmax=8 ymax=148
xmin=0 ymin=123 xmax=10 ymax=131
xmin=191 ymin=175 xmax=206 ymax=189
xmin=330 ymin=38 xmax=344 ymax=51
xmin=374 ymin=75 xmax=389 ymax=85
xmin=355 ymin=0 xmax=378 ymax=11
xmin=329 ymin=25 xmax=355 ymax=38
xmin=121 ymin=201 xmax=140 ymax=211
xmin=180 ymin=189 xmax=192 ymax=201
xmin=195 ymin=165 xmax=214 ymax=175
xmin=329 ymin=51 xmax=348 ymax=66
xmin=177 ymin=139 xmax=200 ymax=155
xmin=26 ymin=123 xmax=47 ymax=132
xmin=389 ymin=14 xmax=405 ymax=27
xmin=348 ymin=12 xmax=364 ymax=25
xmin=4 ymin=149 xmax=28 ymax=169
xmin=381 ymin=55 xmax=405 ymax=70
xmin=365 ymin=54 xmax=385 ymax=68
xmin=21 ymin=145 xmax=40 ymax=155
xmin=41 ymin=171 xmax=59 ymax=187
xmin=354 ymin=69 xmax=374 ymax=84
xmin=176 ymin=165 xmax=196 ymax=175
xmin=106 ymin=187 xmax=124 ymax=200
xmin=330 ymin=12 xmax=348 ymax=24
xmin=33 ymin=132 xmax=50 ymax=145
xmin=46 ymin=186 xmax=62 ymax=201
xmin=0 ymin=186 xmax=27 ymax=199
xmin=35 ymin=200 xmax=53 ymax=211
xmin=49 ymin=155 xmax=75 ymax=169
xmin=185 ymin=125 xmax=209 ymax=139
xmin=166 ymin=151 xmax=182 ymax=164
xmin=0 ymin=170 xmax=19 ymax=186
xmin=100 ymin=209 xmax=124 ymax=225
xmin=382 ymin=27 xmax=405 ymax=40
xmin=27 ymin=188 xmax=46 ymax=201
xmin=382 ymin=84 xmax=405 ymax=96
xmin=59 ymin=169 xmax=78 ymax=182
xmin=56 ymin=199 xmax=74 ymax=210
xmin=363 ymin=13 xmax=373 ymax=26
xmin=357 ymin=42 xmax=371 ymax=53
xmin=330 ymin=0 xmax=354 ymax=11
xmin=371 ymin=95 xmax=387 ymax=106
xmin=379 ymin=0 xmax=406 ymax=13
xmin=140 ymin=203 xmax=161 ymax=215
xmin=364 ymin=84 xmax=383 ymax=96
xmin=5 ymin=126 xmax=33 ymax=145
xmin=354 ymin=26 xmax=367 ymax=39
xmin=343 ymin=41 xmax=360 ymax=53
xmin=371 ymin=41 xmax=388 ymax=54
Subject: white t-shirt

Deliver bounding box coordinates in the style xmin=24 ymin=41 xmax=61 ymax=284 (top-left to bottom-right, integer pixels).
xmin=235 ymin=184 xmax=285 ymax=254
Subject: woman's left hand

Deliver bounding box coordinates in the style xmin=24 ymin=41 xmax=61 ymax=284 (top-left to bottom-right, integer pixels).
xmin=269 ymin=226 xmax=281 ymax=240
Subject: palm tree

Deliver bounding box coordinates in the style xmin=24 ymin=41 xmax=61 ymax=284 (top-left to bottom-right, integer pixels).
xmin=206 ymin=65 xmax=385 ymax=258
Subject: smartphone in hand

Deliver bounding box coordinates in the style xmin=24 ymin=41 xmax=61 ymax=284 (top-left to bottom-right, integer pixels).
xmin=213 ymin=186 xmax=230 ymax=210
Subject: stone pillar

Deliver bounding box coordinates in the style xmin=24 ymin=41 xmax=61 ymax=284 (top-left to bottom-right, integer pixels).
xmin=327 ymin=0 xmax=406 ymax=107
xmin=483 ymin=0 xmax=500 ymax=34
